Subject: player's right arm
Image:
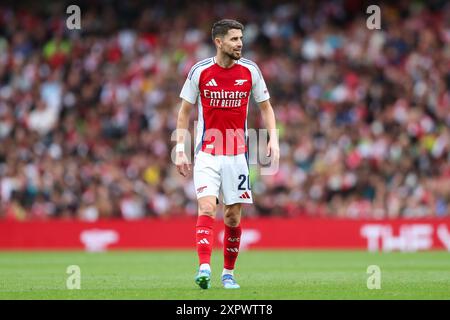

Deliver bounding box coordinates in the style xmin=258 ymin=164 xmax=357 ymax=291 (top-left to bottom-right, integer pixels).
xmin=175 ymin=99 xmax=194 ymax=177
xmin=176 ymin=59 xmax=209 ymax=176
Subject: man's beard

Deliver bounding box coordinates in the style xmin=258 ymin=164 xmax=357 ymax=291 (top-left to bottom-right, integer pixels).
xmin=225 ymin=50 xmax=241 ymax=60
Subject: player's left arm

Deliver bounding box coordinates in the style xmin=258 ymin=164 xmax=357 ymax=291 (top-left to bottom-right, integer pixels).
xmin=258 ymin=99 xmax=280 ymax=162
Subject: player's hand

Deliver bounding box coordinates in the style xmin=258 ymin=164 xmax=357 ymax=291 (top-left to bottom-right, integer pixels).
xmin=175 ymin=151 xmax=192 ymax=177
xmin=266 ymin=139 xmax=280 ymax=164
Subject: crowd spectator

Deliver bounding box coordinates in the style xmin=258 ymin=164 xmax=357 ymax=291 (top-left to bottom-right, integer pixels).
xmin=0 ymin=0 xmax=449 ymax=221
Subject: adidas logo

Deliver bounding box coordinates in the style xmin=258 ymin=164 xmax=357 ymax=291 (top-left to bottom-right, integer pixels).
xmin=198 ymin=238 xmax=210 ymax=245
xmin=226 ymin=248 xmax=239 ymax=253
xmin=239 ymin=191 xmax=251 ymax=199
xmin=205 ymin=78 xmax=218 ymax=86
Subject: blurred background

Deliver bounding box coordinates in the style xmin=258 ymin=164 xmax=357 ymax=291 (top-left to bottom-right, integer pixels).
xmin=0 ymin=0 xmax=449 ymax=222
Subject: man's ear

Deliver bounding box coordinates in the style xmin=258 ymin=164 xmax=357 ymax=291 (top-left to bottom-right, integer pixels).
xmin=214 ymin=37 xmax=222 ymax=49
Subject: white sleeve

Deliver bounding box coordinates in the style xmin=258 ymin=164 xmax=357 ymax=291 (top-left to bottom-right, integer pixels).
xmin=180 ymin=68 xmax=200 ymax=104
xmin=250 ymin=64 xmax=270 ymax=103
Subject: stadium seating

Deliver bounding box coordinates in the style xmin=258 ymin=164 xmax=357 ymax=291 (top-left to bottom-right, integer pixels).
xmin=0 ymin=0 xmax=449 ymax=220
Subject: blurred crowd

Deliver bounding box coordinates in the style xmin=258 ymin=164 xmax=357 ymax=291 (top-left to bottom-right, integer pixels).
xmin=0 ymin=0 xmax=449 ymax=221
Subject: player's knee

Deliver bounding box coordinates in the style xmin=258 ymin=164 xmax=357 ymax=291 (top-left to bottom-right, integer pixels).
xmin=224 ymin=209 xmax=241 ymax=227
xmin=198 ymin=202 xmax=216 ymax=216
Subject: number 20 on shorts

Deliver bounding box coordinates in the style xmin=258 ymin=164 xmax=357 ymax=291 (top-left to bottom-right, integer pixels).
xmin=238 ymin=174 xmax=251 ymax=190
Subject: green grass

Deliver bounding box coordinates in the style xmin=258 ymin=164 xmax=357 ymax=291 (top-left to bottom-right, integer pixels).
xmin=0 ymin=250 xmax=449 ymax=299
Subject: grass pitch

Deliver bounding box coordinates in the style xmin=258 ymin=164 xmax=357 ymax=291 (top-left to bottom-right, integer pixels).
xmin=0 ymin=250 xmax=449 ymax=299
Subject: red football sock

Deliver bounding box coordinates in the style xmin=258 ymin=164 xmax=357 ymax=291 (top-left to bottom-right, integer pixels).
xmin=223 ymin=224 xmax=242 ymax=270
xmin=196 ymin=215 xmax=215 ymax=266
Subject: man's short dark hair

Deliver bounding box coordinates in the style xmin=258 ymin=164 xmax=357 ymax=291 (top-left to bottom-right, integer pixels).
xmin=211 ymin=19 xmax=244 ymax=41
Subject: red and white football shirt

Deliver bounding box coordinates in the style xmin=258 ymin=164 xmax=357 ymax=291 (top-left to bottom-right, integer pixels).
xmin=180 ymin=57 xmax=270 ymax=156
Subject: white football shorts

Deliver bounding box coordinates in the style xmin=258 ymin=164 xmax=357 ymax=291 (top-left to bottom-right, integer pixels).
xmin=193 ymin=151 xmax=253 ymax=205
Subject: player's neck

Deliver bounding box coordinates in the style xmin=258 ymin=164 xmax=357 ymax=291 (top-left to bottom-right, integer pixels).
xmin=215 ymin=54 xmax=236 ymax=69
